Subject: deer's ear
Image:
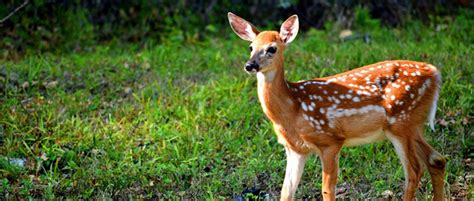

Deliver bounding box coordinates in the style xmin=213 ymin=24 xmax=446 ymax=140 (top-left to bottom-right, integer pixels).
xmin=280 ymin=15 xmax=299 ymax=45
xmin=228 ymin=12 xmax=259 ymax=41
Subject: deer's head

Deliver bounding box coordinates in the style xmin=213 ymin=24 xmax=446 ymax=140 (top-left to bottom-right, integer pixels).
xmin=228 ymin=12 xmax=299 ymax=73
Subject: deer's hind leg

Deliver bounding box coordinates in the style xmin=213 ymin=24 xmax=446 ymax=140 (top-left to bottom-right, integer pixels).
xmin=413 ymin=127 xmax=446 ymax=201
xmin=386 ymin=126 xmax=424 ymax=201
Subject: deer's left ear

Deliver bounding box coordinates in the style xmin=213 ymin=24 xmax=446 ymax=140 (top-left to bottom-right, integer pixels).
xmin=280 ymin=15 xmax=299 ymax=45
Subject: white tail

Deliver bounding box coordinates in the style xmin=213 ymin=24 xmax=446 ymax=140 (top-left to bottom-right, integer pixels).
xmin=228 ymin=12 xmax=446 ymax=201
xmin=428 ymin=72 xmax=442 ymax=131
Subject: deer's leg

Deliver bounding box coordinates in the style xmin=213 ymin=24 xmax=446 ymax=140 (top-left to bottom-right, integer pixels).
xmin=319 ymin=145 xmax=342 ymax=201
xmin=386 ymin=130 xmax=423 ymax=201
xmin=414 ymin=135 xmax=446 ymax=201
xmin=280 ymin=146 xmax=308 ymax=201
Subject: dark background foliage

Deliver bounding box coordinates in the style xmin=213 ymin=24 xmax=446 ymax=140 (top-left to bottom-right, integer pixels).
xmin=0 ymin=0 xmax=472 ymax=59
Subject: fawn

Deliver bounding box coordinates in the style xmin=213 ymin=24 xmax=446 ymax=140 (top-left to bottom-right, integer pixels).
xmin=227 ymin=12 xmax=446 ymax=201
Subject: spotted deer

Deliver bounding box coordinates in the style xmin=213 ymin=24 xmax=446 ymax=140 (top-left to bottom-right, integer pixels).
xmin=227 ymin=12 xmax=446 ymax=201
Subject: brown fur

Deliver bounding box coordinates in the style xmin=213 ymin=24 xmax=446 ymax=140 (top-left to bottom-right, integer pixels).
xmin=228 ymin=13 xmax=446 ymax=201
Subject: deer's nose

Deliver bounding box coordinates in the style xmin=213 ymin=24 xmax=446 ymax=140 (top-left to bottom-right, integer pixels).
xmin=245 ymin=61 xmax=260 ymax=72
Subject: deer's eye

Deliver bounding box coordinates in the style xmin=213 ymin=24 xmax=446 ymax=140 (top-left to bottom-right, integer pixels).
xmin=249 ymin=46 xmax=253 ymax=52
xmin=267 ymin=46 xmax=277 ymax=54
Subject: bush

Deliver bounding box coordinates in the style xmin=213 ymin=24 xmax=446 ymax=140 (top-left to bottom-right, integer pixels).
xmin=0 ymin=0 xmax=471 ymax=59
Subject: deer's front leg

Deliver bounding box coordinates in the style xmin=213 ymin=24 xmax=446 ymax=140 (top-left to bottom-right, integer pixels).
xmin=280 ymin=146 xmax=308 ymax=201
xmin=319 ymin=145 xmax=342 ymax=201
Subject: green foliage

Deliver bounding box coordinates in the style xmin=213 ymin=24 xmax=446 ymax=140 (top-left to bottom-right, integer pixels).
xmin=0 ymin=11 xmax=472 ymax=199
xmin=0 ymin=1 xmax=469 ymax=59
xmin=353 ymin=6 xmax=381 ymax=32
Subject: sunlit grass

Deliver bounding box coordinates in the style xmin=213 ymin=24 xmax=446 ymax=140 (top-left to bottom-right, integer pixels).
xmin=0 ymin=15 xmax=472 ymax=199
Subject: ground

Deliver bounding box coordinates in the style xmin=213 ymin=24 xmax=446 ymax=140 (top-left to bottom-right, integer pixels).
xmin=0 ymin=17 xmax=472 ymax=199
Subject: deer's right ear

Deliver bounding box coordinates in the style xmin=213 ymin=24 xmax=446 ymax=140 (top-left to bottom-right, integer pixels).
xmin=228 ymin=12 xmax=259 ymax=41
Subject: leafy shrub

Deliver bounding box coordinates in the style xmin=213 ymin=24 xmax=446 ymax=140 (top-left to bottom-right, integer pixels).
xmin=0 ymin=0 xmax=470 ymax=59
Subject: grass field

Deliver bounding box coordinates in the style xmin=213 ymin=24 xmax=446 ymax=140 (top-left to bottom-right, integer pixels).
xmin=1 ymin=14 xmax=473 ymax=199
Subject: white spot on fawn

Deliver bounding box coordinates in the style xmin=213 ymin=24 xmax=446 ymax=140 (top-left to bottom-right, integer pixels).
xmin=303 ymin=114 xmax=309 ymax=121
xmin=301 ymin=102 xmax=308 ymax=111
xmin=326 ymin=105 xmax=386 ymax=128
xmin=287 ymin=98 xmax=293 ymax=105
xmin=389 ymin=117 xmax=397 ymax=124
xmin=353 ymin=97 xmax=360 ymax=102
xmin=326 ymin=78 xmax=337 ymax=83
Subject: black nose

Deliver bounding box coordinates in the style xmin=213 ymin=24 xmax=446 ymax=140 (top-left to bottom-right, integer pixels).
xmin=245 ymin=62 xmax=259 ymax=72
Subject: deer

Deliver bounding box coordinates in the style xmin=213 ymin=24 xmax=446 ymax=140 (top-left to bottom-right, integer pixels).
xmin=227 ymin=12 xmax=446 ymax=201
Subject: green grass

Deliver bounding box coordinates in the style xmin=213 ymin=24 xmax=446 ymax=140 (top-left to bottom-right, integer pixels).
xmin=1 ymin=15 xmax=473 ymax=199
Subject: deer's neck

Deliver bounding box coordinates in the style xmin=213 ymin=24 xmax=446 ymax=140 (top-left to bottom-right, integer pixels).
xmin=257 ymin=65 xmax=294 ymax=123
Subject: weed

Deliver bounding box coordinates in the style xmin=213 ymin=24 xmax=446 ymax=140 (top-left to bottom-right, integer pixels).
xmin=0 ymin=15 xmax=472 ymax=199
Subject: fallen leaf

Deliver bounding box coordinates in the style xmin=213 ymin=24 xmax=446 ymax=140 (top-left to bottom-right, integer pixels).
xmin=339 ymin=29 xmax=353 ymax=39
xmin=436 ymin=24 xmax=448 ymax=32
xmin=21 ymin=81 xmax=29 ymax=89
xmin=143 ymin=62 xmax=150 ymax=70
xmin=40 ymin=153 xmax=48 ymax=161
xmin=44 ymin=80 xmax=58 ymax=88
xmin=446 ymin=111 xmax=455 ymax=117
xmin=382 ymin=190 xmax=394 ymax=198
xmin=124 ymin=87 xmax=132 ymax=94
xmin=462 ymin=117 xmax=469 ymax=126
xmin=438 ymin=119 xmax=448 ymax=126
